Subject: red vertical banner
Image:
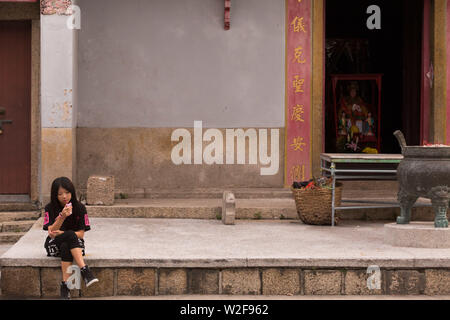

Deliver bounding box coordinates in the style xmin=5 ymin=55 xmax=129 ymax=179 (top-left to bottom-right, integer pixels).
xmin=285 ymin=0 xmax=312 ymax=186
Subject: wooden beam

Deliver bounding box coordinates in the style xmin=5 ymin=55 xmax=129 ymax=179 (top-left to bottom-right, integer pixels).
xmin=431 ymin=0 xmax=447 ymax=144
xmin=312 ymin=0 xmax=325 ymax=178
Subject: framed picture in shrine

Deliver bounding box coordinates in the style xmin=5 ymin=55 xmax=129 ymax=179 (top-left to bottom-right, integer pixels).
xmin=331 ymin=74 xmax=382 ymax=153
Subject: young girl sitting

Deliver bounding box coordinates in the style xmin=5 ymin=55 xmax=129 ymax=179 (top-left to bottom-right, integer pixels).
xmin=43 ymin=176 xmax=99 ymax=299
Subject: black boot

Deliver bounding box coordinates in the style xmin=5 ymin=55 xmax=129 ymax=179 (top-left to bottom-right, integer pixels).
xmin=80 ymin=265 xmax=99 ymax=287
xmin=60 ymin=281 xmax=71 ymax=300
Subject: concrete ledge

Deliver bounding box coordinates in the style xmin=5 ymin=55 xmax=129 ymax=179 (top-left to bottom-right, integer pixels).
xmin=2 ymin=218 xmax=450 ymax=297
xmin=384 ymin=222 xmax=450 ymax=248
xmin=2 ymin=218 xmax=450 ymax=269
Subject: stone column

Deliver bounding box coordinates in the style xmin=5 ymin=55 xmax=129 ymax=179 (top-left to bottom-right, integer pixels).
xmin=40 ymin=0 xmax=78 ymax=204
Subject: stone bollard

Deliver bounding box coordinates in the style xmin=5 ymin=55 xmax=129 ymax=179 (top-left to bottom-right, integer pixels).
xmin=222 ymin=191 xmax=236 ymax=225
xmin=86 ymin=175 xmax=115 ymax=206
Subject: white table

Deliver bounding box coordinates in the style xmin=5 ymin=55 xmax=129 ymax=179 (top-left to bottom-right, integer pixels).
xmin=320 ymin=153 xmax=430 ymax=226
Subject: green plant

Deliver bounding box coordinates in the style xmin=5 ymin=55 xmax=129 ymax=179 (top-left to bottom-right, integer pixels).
xmin=216 ymin=213 xmax=222 ymax=220
xmin=254 ymin=212 xmax=262 ymax=220
xmin=280 ymin=214 xmax=286 ymax=220
xmin=119 ymin=193 xmax=129 ymax=199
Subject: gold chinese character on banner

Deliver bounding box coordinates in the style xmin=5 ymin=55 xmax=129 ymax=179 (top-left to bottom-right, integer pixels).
xmin=290 ymin=164 xmax=305 ymax=182
xmin=293 ymin=75 xmax=305 ymax=93
xmin=291 ymin=137 xmax=307 ymax=151
xmin=293 ymin=46 xmax=306 ymax=64
xmin=290 ymin=16 xmax=307 ymax=33
xmin=291 ymin=104 xmax=305 ymax=122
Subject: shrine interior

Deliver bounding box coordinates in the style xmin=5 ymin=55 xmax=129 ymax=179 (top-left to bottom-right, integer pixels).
xmin=325 ymin=0 xmax=423 ymax=154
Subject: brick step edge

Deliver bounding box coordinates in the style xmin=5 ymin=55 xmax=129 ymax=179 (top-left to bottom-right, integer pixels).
xmin=0 ymin=232 xmax=26 ymax=243
xmin=1 ymin=220 xmax=36 ymax=233
xmin=1 ymin=267 xmax=449 ymax=298
xmin=0 ymin=211 xmax=41 ymax=223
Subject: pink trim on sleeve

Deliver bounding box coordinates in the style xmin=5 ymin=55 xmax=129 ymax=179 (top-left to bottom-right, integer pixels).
xmin=84 ymin=214 xmax=90 ymax=226
xmin=44 ymin=212 xmax=49 ymax=225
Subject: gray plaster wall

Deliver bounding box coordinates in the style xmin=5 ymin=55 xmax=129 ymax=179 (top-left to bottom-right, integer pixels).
xmin=77 ymin=0 xmax=285 ymax=128
xmin=41 ymin=15 xmax=77 ymax=129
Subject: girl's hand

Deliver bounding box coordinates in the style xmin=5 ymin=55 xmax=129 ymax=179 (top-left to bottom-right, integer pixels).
xmin=61 ymin=205 xmax=72 ymax=218
xmin=48 ymin=229 xmax=58 ymax=239
xmin=49 ymin=230 xmax=64 ymax=239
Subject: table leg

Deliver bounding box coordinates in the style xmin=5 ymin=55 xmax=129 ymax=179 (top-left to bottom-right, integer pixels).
xmin=331 ymin=163 xmax=336 ymax=227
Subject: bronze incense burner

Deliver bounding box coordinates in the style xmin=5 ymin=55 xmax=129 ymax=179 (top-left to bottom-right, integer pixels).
xmin=394 ymin=131 xmax=450 ymax=228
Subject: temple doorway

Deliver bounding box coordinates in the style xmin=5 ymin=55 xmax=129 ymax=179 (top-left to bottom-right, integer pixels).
xmin=324 ymin=0 xmax=426 ymax=154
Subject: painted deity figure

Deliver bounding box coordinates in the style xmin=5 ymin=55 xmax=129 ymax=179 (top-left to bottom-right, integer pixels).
xmin=352 ymin=104 xmax=365 ymax=133
xmin=338 ymin=82 xmax=369 ymax=137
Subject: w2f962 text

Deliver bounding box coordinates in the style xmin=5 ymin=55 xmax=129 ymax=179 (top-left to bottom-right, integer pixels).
xmin=179 ymin=304 xmax=269 ymax=317
xmin=223 ymin=304 xmax=269 ymax=316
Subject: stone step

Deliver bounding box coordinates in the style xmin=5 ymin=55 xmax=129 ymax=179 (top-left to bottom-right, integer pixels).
xmin=0 ymin=202 xmax=39 ymax=212
xmin=86 ymin=198 xmax=298 ymax=220
xmin=1 ymin=220 xmax=36 ymax=233
xmin=78 ymin=182 xmax=401 ymax=201
xmin=79 ymin=188 xmax=294 ymax=200
xmin=0 ymin=211 xmax=41 ymax=223
xmin=0 ymin=232 xmax=26 ymax=243
xmin=85 ymin=198 xmax=436 ymax=221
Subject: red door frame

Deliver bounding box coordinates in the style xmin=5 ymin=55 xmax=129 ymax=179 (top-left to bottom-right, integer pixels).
xmin=421 ymin=0 xmax=431 ymax=145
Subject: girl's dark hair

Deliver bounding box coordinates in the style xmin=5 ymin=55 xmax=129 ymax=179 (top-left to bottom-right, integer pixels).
xmin=48 ymin=177 xmax=82 ymax=216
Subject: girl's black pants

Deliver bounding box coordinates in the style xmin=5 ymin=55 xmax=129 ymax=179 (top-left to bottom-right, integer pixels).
xmin=45 ymin=230 xmax=85 ymax=262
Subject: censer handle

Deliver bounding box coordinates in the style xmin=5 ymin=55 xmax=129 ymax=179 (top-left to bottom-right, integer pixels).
xmin=393 ymin=130 xmax=407 ymax=152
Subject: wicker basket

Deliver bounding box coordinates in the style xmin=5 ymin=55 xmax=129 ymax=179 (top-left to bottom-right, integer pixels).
xmin=291 ymin=182 xmax=343 ymax=225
